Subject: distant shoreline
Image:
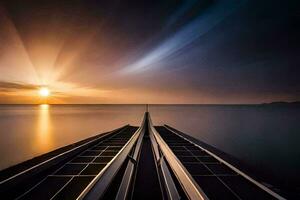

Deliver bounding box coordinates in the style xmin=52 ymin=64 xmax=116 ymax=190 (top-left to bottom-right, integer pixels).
xmin=261 ymin=101 xmax=300 ymax=106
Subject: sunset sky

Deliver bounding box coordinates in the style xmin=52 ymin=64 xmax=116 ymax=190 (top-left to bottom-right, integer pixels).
xmin=0 ymin=0 xmax=299 ymax=104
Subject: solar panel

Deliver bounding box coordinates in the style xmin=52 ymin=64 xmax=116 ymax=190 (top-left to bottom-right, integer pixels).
xmin=16 ymin=126 xmax=138 ymax=200
xmin=155 ymin=126 xmax=276 ymax=200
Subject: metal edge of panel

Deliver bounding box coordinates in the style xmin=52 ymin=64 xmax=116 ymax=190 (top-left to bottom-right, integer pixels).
xmin=0 ymin=125 xmax=128 ymax=188
xmin=148 ymin=115 xmax=209 ymax=200
xmin=77 ymin=114 xmax=147 ymax=200
xmin=164 ymin=125 xmax=286 ymax=200
xmin=115 ymin=116 xmax=146 ymax=200
xmin=148 ymin=122 xmax=181 ymax=200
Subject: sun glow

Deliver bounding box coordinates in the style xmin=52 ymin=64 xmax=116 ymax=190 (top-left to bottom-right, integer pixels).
xmin=39 ymin=87 xmax=50 ymax=97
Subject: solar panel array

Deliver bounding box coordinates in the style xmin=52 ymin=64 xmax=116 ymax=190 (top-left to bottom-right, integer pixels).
xmin=17 ymin=126 xmax=137 ymax=200
xmin=155 ymin=126 xmax=276 ymax=200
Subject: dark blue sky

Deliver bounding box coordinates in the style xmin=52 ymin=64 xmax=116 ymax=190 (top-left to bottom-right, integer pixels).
xmin=0 ymin=0 xmax=299 ymax=103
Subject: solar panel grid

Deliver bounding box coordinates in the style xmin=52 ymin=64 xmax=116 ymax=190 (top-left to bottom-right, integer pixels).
xmin=155 ymin=126 xmax=276 ymax=200
xmin=16 ymin=127 xmax=137 ymax=200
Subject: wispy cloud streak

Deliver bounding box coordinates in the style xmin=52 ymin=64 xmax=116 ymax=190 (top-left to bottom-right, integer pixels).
xmin=121 ymin=0 xmax=245 ymax=74
xmin=0 ymin=81 xmax=38 ymax=92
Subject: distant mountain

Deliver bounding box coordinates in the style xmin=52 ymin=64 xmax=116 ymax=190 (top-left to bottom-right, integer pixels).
xmin=262 ymin=101 xmax=300 ymax=106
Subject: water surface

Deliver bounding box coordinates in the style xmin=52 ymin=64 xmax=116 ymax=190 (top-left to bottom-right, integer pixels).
xmin=0 ymin=104 xmax=145 ymax=170
xmin=151 ymin=105 xmax=300 ymax=186
xmin=0 ymin=104 xmax=299 ymax=187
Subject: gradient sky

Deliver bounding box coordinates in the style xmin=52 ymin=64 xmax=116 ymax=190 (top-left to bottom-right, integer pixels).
xmin=0 ymin=0 xmax=299 ymax=104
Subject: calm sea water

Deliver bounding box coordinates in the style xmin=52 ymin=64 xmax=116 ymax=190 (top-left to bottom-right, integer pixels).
xmin=0 ymin=105 xmax=145 ymax=170
xmin=0 ymin=104 xmax=299 ymax=185
xmin=151 ymin=105 xmax=300 ymax=186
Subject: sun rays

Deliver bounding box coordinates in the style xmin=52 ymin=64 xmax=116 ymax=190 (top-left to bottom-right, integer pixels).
xmin=0 ymin=3 xmax=103 ymax=103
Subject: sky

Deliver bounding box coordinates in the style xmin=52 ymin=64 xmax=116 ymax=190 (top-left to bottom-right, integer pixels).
xmin=0 ymin=0 xmax=299 ymax=104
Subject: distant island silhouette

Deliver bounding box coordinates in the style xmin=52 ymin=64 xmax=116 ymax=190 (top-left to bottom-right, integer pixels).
xmin=262 ymin=101 xmax=300 ymax=106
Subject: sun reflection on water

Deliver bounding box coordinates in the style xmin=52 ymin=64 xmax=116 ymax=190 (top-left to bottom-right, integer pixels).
xmin=35 ymin=104 xmax=53 ymax=152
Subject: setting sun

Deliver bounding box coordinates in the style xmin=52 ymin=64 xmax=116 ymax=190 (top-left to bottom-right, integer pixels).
xmin=39 ymin=87 xmax=50 ymax=97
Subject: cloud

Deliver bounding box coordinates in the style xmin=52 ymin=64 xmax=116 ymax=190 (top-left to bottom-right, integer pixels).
xmin=0 ymin=81 xmax=38 ymax=92
xmin=120 ymin=0 xmax=246 ymax=74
